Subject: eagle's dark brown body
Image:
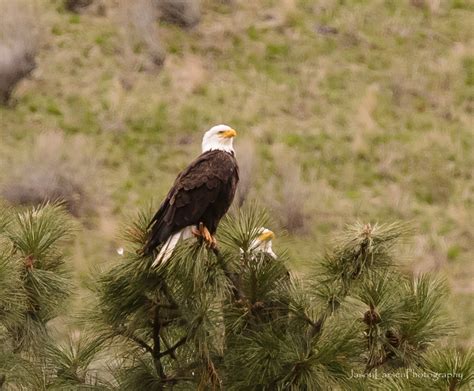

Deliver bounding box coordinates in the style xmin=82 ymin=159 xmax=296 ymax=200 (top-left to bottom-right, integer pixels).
xmin=143 ymin=149 xmax=239 ymax=255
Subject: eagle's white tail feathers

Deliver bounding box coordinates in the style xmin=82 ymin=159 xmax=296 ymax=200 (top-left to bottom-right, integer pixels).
xmin=152 ymin=226 xmax=194 ymax=267
xmin=153 ymin=233 xmax=180 ymax=267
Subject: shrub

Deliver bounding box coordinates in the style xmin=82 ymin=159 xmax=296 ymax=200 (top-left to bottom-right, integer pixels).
xmin=1 ymin=131 xmax=104 ymax=217
xmin=120 ymin=0 xmax=166 ymax=72
xmin=234 ymin=139 xmax=256 ymax=207
xmin=0 ymin=0 xmax=39 ymax=104
xmin=265 ymin=145 xmax=310 ymax=234
xmin=64 ymin=0 xmax=94 ymax=12
xmin=157 ymin=0 xmax=201 ymax=28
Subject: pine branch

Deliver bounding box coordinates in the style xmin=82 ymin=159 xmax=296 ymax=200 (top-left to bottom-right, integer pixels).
xmin=160 ymin=376 xmax=195 ymax=384
xmin=152 ymin=306 xmax=165 ymax=382
xmin=160 ymin=335 xmax=178 ymax=360
xmin=159 ymin=335 xmax=187 ymax=358
xmin=212 ymin=247 xmax=244 ymax=301
xmin=115 ymin=327 xmax=153 ymax=354
xmin=308 ymin=317 xmax=325 ymax=338
xmin=159 ymin=281 xmax=179 ymax=310
xmin=156 ymin=303 xmax=178 ymax=310
xmin=307 ymin=222 xmax=409 ymax=342
xmin=305 ymin=294 xmax=343 ymax=341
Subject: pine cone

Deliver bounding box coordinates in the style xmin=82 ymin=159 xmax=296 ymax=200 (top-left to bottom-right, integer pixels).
xmin=363 ymin=308 xmax=381 ymax=325
xmin=385 ymin=329 xmax=400 ymax=348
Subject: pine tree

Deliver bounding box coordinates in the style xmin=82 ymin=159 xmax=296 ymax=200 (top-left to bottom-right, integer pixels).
xmin=0 ymin=203 xmax=472 ymax=390
xmin=80 ymin=206 xmax=471 ymax=390
xmin=0 ymin=203 xmax=75 ymax=390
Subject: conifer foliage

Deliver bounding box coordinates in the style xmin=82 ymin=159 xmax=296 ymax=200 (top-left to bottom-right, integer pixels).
xmin=0 ymin=203 xmax=472 ymax=390
xmin=0 ymin=203 xmax=74 ymax=389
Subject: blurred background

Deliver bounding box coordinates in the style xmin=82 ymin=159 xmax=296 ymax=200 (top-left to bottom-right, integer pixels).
xmin=0 ymin=0 xmax=472 ymax=346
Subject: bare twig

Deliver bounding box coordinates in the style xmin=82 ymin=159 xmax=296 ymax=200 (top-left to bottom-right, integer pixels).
xmin=128 ymin=334 xmax=154 ymax=355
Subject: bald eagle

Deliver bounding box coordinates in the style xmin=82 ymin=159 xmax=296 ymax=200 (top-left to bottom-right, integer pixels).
xmin=247 ymin=228 xmax=277 ymax=259
xmin=144 ymin=125 xmax=239 ymax=265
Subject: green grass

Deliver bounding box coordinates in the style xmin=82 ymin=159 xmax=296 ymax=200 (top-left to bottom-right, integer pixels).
xmin=0 ymin=0 xmax=472 ymax=346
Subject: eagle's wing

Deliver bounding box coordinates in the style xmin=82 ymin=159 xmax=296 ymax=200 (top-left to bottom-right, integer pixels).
xmin=143 ymin=150 xmax=237 ymax=255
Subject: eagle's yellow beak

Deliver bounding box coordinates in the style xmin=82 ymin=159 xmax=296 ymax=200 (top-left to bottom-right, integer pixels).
xmin=258 ymin=230 xmax=274 ymax=242
xmin=221 ymin=129 xmax=237 ymax=138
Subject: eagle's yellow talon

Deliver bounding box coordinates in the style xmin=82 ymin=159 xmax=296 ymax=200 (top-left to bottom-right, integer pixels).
xmin=203 ymin=227 xmax=211 ymax=243
xmin=210 ymin=235 xmax=217 ymax=249
xmin=196 ymin=224 xmax=215 ymax=248
xmin=193 ymin=223 xmax=215 ymax=248
xmin=191 ymin=226 xmax=201 ymax=238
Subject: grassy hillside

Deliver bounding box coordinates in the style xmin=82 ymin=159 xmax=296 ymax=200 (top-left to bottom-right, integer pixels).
xmin=0 ymin=0 xmax=473 ymax=344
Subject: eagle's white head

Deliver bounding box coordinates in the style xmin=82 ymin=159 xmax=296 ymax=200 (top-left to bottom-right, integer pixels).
xmin=248 ymin=227 xmax=277 ymax=259
xmin=202 ymin=124 xmax=237 ymax=154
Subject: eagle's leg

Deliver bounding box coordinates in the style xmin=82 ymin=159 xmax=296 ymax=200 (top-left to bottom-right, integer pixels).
xmin=210 ymin=234 xmax=217 ymax=249
xmin=192 ymin=222 xmax=217 ymax=249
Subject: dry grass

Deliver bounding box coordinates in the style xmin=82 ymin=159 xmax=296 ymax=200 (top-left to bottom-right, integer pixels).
xmin=0 ymin=0 xmax=40 ymax=104
xmin=1 ymin=131 xmax=104 ymax=217
xmin=166 ymin=54 xmax=208 ymax=99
